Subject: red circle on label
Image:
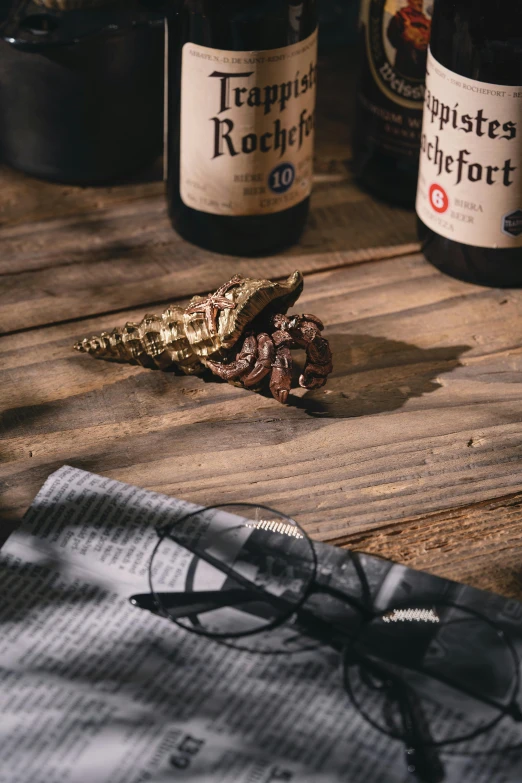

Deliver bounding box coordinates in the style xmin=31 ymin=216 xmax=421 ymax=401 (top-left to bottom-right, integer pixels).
xmin=429 ymin=183 xmax=449 ymax=214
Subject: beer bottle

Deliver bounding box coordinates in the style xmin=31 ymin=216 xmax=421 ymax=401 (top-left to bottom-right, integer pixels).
xmin=166 ymin=0 xmax=318 ymax=256
xmin=416 ymin=1 xmax=522 ymax=286
xmin=353 ymin=0 xmax=433 ymax=206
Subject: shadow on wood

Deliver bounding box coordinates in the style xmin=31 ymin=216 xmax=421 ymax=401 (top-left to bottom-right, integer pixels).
xmin=292 ymin=333 xmax=471 ymax=418
xmin=0 ymin=401 xmax=59 ymax=439
xmin=64 ymin=331 xmax=471 ymax=422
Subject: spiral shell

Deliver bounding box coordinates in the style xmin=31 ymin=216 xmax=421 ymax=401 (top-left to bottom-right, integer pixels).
xmin=74 ymin=271 xmax=304 ymax=375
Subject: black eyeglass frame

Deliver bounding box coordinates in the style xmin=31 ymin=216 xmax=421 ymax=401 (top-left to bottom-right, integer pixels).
xmin=148 ymin=502 xmax=319 ymax=641
xmin=135 ymin=501 xmax=522 ymax=781
xmin=342 ymin=596 xmax=522 ymax=747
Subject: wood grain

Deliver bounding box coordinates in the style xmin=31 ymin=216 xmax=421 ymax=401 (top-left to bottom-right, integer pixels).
xmin=1 ymin=53 xmax=522 ymax=604
xmin=336 ymin=491 xmax=522 ymax=600
xmin=0 ymin=51 xmax=417 ymax=335
xmin=2 ymin=255 xmax=522 ymax=602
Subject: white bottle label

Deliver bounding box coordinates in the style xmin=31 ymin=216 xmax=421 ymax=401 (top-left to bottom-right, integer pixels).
xmin=416 ymin=49 xmax=522 ymax=249
xmin=180 ymin=30 xmax=317 ymax=217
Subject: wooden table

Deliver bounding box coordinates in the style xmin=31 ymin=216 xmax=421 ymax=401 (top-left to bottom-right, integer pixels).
xmin=1 ymin=53 xmax=522 ymax=600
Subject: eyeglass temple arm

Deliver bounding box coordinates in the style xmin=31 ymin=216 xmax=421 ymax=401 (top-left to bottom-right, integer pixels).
xmin=130 ymin=588 xmax=292 ymax=618
xmin=372 ymin=647 xmax=522 ymax=722
xmin=152 ymin=528 xmax=355 ymax=638
xmin=157 ymin=527 xmax=290 ymax=601
xmin=131 ymin=587 xmax=351 ymax=652
xmin=146 ymin=529 xmax=385 ymax=646
xmin=396 ymin=681 xmax=446 ymax=783
xmin=143 ymin=528 xmax=522 ymax=723
xmin=158 ymin=524 xmax=377 ymax=616
xmin=363 ymin=658 xmax=445 ymax=783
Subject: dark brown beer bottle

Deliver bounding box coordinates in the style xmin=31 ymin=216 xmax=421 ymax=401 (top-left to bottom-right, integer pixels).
xmin=166 ymin=0 xmax=318 ymax=256
xmin=416 ymin=1 xmax=522 ymax=286
xmin=353 ymin=0 xmax=433 ymax=206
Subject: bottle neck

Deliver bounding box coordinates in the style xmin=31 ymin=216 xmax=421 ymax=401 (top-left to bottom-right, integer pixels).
xmin=181 ymin=0 xmax=317 ymax=50
xmin=431 ymin=0 xmax=522 ymax=85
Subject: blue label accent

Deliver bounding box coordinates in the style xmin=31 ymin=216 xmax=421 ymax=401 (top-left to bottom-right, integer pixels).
xmin=268 ymin=163 xmax=296 ymax=195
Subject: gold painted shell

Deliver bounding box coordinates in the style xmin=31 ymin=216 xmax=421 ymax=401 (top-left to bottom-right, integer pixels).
xmin=74 ymin=305 xmax=203 ymax=374
xmin=184 ymin=270 xmax=304 ymax=358
xmin=74 ymin=271 xmax=304 ymax=375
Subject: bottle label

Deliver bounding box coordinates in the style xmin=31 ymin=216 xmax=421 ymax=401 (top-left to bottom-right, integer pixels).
xmin=356 ymin=0 xmax=432 ymax=156
xmin=417 ymin=50 xmax=522 ymax=249
xmin=180 ymin=30 xmax=317 ymax=217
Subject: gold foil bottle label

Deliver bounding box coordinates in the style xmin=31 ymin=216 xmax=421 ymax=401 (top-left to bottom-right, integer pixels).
xmin=417 ymin=49 xmax=522 ymax=249
xmin=179 ymin=29 xmax=318 ymax=217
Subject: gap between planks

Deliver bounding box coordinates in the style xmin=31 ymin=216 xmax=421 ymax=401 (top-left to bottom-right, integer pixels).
xmin=329 ymin=489 xmax=522 ymax=599
xmin=0 ymin=243 xmax=420 ymax=340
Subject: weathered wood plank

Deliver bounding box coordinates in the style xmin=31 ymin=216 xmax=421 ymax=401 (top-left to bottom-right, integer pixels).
xmin=0 ymin=51 xmax=418 ymax=334
xmin=0 ymin=52 xmax=349 ymax=229
xmin=0 ymin=158 xmax=164 ymax=229
xmin=0 ymin=51 xmax=348 ymax=230
xmin=2 ymin=47 xmax=521 ymax=600
xmin=336 ymin=491 xmax=522 ymax=601
xmin=0 ymin=180 xmax=417 ymax=334
xmin=2 ymin=257 xmax=521 ymax=562
xmin=0 ymin=240 xmax=419 ymax=337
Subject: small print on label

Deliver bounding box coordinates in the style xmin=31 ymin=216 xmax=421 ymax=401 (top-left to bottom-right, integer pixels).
xmin=416 ymin=48 xmax=522 ymax=249
xmin=180 ymin=31 xmax=318 ymax=217
xmin=502 ymin=209 xmax=522 ymax=238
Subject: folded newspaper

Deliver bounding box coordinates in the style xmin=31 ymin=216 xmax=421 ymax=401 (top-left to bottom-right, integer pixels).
xmin=1 ymin=465 xmax=521 ymax=783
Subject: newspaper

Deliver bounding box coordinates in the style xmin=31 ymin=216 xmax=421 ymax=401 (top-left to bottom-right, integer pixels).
xmin=1 ymin=465 xmax=521 ymax=783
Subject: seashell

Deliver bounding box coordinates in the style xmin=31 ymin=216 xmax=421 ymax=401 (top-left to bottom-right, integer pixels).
xmin=74 ymin=305 xmax=204 ymax=375
xmin=74 ymin=271 xmax=304 ymax=375
xmin=184 ymin=270 xmax=303 ymax=359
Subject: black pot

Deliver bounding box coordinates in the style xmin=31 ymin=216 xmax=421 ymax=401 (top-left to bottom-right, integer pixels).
xmin=0 ymin=3 xmax=165 ymax=184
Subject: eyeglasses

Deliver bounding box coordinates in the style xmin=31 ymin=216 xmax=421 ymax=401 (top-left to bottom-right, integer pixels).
xmin=129 ymin=502 xmax=522 ymax=783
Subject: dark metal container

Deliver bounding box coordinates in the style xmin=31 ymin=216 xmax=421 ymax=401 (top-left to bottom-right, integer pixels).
xmin=0 ymin=4 xmax=165 ymax=184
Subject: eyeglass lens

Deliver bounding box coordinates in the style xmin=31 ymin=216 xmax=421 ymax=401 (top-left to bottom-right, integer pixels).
xmin=149 ymin=503 xmax=316 ymax=638
xmin=344 ymin=603 xmax=520 ymax=748
xmin=148 ymin=504 xmax=521 ymax=755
